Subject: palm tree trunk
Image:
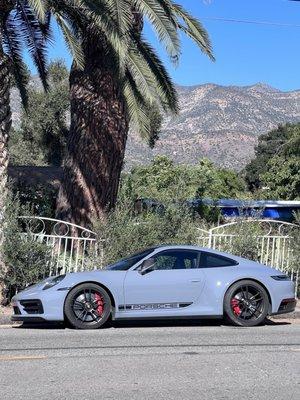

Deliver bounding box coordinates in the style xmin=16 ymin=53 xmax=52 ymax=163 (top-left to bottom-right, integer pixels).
xmin=0 ymin=31 xmax=12 ymax=305
xmin=56 ymin=32 xmax=129 ymax=230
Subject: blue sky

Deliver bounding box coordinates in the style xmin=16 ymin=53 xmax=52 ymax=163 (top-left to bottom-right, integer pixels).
xmin=39 ymin=0 xmax=300 ymax=91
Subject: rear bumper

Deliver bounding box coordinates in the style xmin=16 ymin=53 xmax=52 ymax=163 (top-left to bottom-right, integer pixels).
xmin=271 ymin=298 xmax=297 ymax=315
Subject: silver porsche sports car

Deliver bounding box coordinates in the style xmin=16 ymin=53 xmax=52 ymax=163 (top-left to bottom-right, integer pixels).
xmin=11 ymin=245 xmax=296 ymax=329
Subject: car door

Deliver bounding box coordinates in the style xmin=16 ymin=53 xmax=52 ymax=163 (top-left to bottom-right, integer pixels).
xmin=122 ymin=249 xmax=206 ymax=317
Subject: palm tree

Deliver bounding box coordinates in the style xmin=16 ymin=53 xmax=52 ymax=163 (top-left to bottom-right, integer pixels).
xmin=2 ymin=2 xmax=214 ymax=232
xmin=0 ymin=0 xmax=114 ymax=302
xmin=56 ymin=1 xmax=214 ymax=229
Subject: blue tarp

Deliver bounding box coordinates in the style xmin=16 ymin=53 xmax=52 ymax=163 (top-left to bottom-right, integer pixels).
xmin=187 ymin=199 xmax=300 ymax=221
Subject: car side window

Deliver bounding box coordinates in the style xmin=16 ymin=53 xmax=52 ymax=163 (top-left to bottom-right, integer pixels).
xmin=199 ymin=252 xmax=238 ymax=268
xmin=153 ymin=250 xmax=200 ymax=270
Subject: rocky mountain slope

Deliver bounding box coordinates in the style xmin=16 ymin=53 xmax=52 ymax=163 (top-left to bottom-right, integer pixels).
xmin=11 ymin=81 xmax=300 ymax=170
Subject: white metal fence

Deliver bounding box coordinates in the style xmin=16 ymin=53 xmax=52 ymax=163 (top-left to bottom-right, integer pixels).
xmin=197 ymin=219 xmax=299 ymax=292
xmin=19 ymin=216 xmax=101 ymax=275
xmin=20 ymin=216 xmax=299 ymax=292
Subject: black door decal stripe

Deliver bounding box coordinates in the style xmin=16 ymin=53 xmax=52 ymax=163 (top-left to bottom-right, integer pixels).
xmin=118 ymin=302 xmax=192 ymax=311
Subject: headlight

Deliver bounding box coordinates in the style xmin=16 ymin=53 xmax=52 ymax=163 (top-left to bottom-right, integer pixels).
xmin=42 ymin=275 xmax=66 ymax=290
xmin=271 ymin=275 xmax=290 ymax=281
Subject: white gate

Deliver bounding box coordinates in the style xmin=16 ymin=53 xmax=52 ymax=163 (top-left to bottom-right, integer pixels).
xmin=19 ymin=216 xmax=102 ymax=275
xmin=197 ymin=219 xmax=299 ymax=293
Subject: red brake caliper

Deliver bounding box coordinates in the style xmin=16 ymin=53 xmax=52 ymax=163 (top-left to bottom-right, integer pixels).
xmin=231 ymin=298 xmax=241 ymax=316
xmin=94 ymin=293 xmax=104 ymax=316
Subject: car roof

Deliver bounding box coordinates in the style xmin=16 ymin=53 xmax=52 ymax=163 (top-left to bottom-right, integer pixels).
xmin=151 ymin=244 xmax=241 ymax=260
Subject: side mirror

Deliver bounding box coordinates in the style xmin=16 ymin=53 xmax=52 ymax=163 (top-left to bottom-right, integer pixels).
xmin=139 ymin=258 xmax=156 ymax=275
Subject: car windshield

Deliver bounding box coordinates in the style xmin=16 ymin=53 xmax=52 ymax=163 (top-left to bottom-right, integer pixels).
xmin=105 ymin=248 xmax=156 ymax=271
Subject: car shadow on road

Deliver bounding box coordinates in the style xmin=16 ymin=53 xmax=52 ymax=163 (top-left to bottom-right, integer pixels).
xmin=110 ymin=317 xmax=291 ymax=329
xmin=13 ymin=317 xmax=291 ymax=330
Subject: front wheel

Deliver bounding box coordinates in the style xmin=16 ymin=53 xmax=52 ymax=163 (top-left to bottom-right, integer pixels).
xmin=224 ymin=280 xmax=269 ymax=327
xmin=64 ymin=283 xmax=111 ymax=329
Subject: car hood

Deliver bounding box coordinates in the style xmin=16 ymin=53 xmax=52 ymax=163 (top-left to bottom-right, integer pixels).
xmin=13 ymin=269 xmax=125 ymax=298
xmin=59 ymin=268 xmax=127 ymax=288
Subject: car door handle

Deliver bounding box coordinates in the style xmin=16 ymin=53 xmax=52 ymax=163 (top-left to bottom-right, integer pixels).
xmin=190 ymin=280 xmax=201 ymax=283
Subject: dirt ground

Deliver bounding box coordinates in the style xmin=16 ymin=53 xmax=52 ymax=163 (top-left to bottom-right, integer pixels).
xmin=0 ymin=305 xmax=12 ymax=316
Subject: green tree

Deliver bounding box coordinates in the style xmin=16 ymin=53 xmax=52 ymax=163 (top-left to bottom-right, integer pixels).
xmin=244 ymin=123 xmax=300 ymax=199
xmin=244 ymin=123 xmax=300 ymax=191
xmin=9 ymin=60 xmax=69 ymax=166
xmin=120 ymin=156 xmax=246 ymax=203
xmin=193 ymin=159 xmax=246 ymax=199
xmin=260 ymin=156 xmax=300 ymax=200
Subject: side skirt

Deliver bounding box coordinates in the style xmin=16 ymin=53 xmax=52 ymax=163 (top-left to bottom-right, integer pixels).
xmin=113 ymin=315 xmax=223 ymax=321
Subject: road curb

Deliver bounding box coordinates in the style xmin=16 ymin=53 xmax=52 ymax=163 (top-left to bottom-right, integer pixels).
xmin=0 ymin=315 xmax=16 ymax=326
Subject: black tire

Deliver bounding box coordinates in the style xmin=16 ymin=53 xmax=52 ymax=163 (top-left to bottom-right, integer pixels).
xmin=224 ymin=280 xmax=269 ymax=327
xmin=64 ymin=283 xmax=111 ymax=330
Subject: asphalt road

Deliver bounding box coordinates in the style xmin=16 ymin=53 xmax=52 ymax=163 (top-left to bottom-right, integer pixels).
xmin=0 ymin=319 xmax=299 ymax=400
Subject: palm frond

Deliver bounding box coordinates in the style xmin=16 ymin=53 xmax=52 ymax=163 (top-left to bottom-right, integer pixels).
xmin=39 ymin=11 xmax=54 ymax=44
xmin=27 ymin=0 xmax=47 ymax=22
xmin=172 ymin=2 xmax=215 ymax=60
xmin=102 ymin=0 xmax=132 ymax=35
xmin=73 ymin=0 xmax=130 ymax=74
xmin=134 ymin=0 xmax=181 ymax=63
xmin=126 ymin=47 xmax=158 ymax=106
xmin=48 ymin=0 xmax=86 ymax=37
xmin=123 ymin=75 xmax=151 ymax=139
xmin=49 ymin=0 xmax=130 ymax=74
xmin=3 ymin=18 xmax=29 ymax=107
xmin=17 ymin=0 xmax=49 ymax=90
xmin=53 ymin=10 xmax=85 ymax=69
xmin=100 ymin=0 xmax=132 ymax=73
xmin=154 ymin=0 xmax=176 ymax=20
xmin=135 ymin=37 xmax=178 ymax=113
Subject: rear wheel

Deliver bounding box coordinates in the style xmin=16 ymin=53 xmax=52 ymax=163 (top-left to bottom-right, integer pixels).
xmin=224 ymin=280 xmax=269 ymax=327
xmin=64 ymin=283 xmax=111 ymax=329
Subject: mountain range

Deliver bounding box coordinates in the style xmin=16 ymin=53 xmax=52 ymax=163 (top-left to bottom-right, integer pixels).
xmin=11 ymin=81 xmax=300 ymax=171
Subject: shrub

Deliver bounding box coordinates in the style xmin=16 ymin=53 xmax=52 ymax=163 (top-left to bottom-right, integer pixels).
xmin=10 ymin=179 xmax=57 ymax=217
xmin=0 ymin=192 xmax=52 ymax=303
xmin=224 ymin=221 xmax=263 ymax=261
xmin=95 ymin=200 xmax=208 ymax=265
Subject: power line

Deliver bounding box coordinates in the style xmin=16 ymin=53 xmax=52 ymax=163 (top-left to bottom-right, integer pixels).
xmin=201 ymin=17 xmax=300 ymax=28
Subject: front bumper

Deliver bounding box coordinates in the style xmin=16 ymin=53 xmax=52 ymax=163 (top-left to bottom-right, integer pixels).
xmin=11 ymin=286 xmax=68 ymax=322
xmin=11 ymin=299 xmax=46 ymax=322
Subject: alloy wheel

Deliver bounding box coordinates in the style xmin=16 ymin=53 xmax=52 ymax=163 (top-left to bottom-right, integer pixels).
xmin=64 ymin=283 xmax=111 ymax=329
xmin=72 ymin=289 xmax=105 ymax=323
xmin=230 ymin=284 xmax=264 ymax=322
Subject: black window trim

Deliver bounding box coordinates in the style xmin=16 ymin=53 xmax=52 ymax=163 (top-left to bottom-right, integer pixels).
xmin=199 ymin=251 xmax=239 ymax=268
